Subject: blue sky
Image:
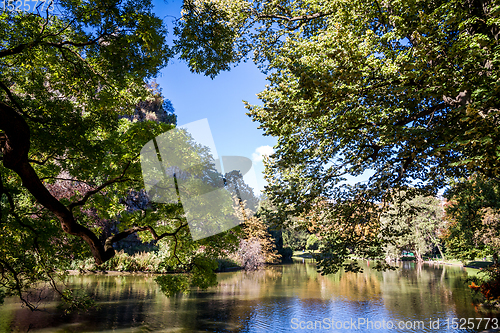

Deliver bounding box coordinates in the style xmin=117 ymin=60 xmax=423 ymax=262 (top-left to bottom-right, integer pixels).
xmin=151 ymin=0 xmax=376 ymax=194
xmin=152 ymin=0 xmax=276 ymax=194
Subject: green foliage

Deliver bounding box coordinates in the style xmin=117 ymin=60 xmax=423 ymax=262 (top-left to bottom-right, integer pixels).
xmin=71 ymin=250 xmax=164 ymax=272
xmin=174 ymin=0 xmax=250 ymax=78
xmin=215 ymin=258 xmax=240 ymax=272
xmin=155 ymin=274 xmax=190 ymax=297
xmin=279 ymin=247 xmax=293 ymax=262
xmin=154 ymin=255 xmax=219 ymax=296
xmin=189 ymin=256 xmax=218 ymax=289
xmin=175 ymin=0 xmax=500 ymax=274
xmin=467 ymin=264 xmax=500 ymax=306
xmin=306 ymin=234 xmax=319 ymax=251
xmin=381 ymin=193 xmax=445 ymax=262
xmin=58 ymin=289 xmax=97 ymax=315
xmin=443 ymin=175 xmax=500 ymax=263
xmin=0 ymin=0 xmax=239 ymax=310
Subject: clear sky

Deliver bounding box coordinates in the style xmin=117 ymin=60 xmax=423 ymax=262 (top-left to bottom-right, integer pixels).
xmin=152 ymin=0 xmax=277 ymax=194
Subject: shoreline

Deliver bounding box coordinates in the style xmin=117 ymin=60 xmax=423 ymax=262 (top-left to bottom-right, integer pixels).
xmin=66 ymin=258 xmax=487 ymax=276
xmin=66 ymin=265 xmax=245 ymax=276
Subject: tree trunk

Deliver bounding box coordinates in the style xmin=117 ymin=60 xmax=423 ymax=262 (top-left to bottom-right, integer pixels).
xmin=436 ymin=244 xmax=445 ymax=260
xmin=0 ymin=102 xmax=114 ymax=264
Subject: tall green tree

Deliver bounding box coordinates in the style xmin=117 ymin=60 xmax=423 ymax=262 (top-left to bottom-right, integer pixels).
xmin=175 ymin=0 xmax=500 ymax=272
xmin=0 ymin=2 xmax=239 ymax=308
xmin=1 ymin=0 xmax=171 ymax=264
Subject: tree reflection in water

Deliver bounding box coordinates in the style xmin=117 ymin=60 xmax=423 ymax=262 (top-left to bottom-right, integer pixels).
xmin=1 ymin=261 xmax=498 ymax=332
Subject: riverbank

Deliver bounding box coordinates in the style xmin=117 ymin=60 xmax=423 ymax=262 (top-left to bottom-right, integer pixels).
xmin=291 ymin=250 xmax=495 ymax=272
xmin=68 ymin=250 xmax=244 ymax=274
xmin=68 ymin=249 xmax=493 ymax=276
xmin=427 ymin=259 xmax=496 ymax=270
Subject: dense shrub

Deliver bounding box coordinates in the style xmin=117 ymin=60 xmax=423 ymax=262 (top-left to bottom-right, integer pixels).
xmin=306 ymin=234 xmax=320 ymax=251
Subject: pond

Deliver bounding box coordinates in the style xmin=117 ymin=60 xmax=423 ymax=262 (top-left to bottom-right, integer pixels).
xmin=1 ymin=260 xmax=499 ymax=332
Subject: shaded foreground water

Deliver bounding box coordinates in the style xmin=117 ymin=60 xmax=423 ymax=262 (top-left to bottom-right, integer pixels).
xmin=1 ymin=260 xmax=499 ymax=332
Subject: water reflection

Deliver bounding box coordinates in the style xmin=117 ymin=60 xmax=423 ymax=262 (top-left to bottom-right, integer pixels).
xmin=1 ymin=261 xmax=499 ymax=332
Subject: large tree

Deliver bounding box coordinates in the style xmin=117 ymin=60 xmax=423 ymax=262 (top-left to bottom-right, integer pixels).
xmin=381 ymin=194 xmax=445 ymax=262
xmin=175 ymin=0 xmax=500 ymax=272
xmin=0 ymin=1 xmax=239 ymax=308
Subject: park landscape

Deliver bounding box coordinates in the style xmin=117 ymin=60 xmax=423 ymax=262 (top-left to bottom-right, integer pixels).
xmin=1 ymin=0 xmax=500 ymax=331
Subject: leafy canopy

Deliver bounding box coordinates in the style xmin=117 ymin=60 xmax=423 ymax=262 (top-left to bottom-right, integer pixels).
xmin=175 ymin=0 xmax=500 ymax=272
xmin=0 ymin=0 xmax=240 ymax=309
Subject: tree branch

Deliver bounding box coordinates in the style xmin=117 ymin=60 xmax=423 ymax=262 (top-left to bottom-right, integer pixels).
xmin=0 ymin=81 xmax=48 ymax=123
xmin=256 ymin=11 xmax=329 ymax=23
xmin=0 ymin=101 xmax=114 ymax=264
xmin=67 ymin=156 xmax=138 ymax=212
xmin=0 ymin=258 xmax=38 ymax=311
xmin=394 ymin=103 xmax=447 ymax=127
xmin=394 ymin=157 xmax=413 ymax=183
xmin=103 ymin=223 xmax=188 ymax=252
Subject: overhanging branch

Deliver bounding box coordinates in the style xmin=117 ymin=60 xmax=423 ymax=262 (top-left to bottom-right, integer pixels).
xmin=394 ymin=103 xmax=447 ymax=127
xmin=103 ymin=223 xmax=189 ymax=252
xmin=255 ymin=10 xmax=331 ymax=30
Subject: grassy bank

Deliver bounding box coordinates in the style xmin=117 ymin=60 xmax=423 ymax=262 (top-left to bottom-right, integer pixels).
xmin=292 ymin=250 xmax=319 ymax=259
xmin=289 ymin=251 xmax=496 ymax=272
xmin=70 ymin=250 xmax=241 ymax=273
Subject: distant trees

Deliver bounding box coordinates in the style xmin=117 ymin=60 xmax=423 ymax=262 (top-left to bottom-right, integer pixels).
xmin=306 ymin=234 xmax=320 ymax=251
xmin=381 ymin=194 xmax=445 ymax=262
xmin=282 ymin=227 xmax=309 ymax=251
xmin=442 ymin=175 xmax=500 ymax=264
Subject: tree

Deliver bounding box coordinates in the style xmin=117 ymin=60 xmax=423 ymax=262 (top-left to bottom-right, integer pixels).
xmin=0 ymin=2 xmax=238 ymax=309
xmin=230 ymin=175 xmax=280 ymax=269
xmin=442 ymin=174 xmax=500 ymax=264
xmin=306 ymin=234 xmax=319 ymax=251
xmin=174 ymin=0 xmax=500 ymax=273
xmin=381 ymin=194 xmax=445 ymax=262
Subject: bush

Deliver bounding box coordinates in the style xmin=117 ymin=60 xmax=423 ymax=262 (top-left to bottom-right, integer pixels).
xmin=306 ymin=234 xmax=320 ymax=251
xmin=237 ymin=238 xmax=265 ymax=270
xmin=279 ymin=247 xmax=293 ymax=262
xmin=70 ymin=250 xmax=165 ymax=272
xmin=216 ymin=258 xmax=240 ymax=272
xmin=468 ymin=264 xmax=500 ymax=306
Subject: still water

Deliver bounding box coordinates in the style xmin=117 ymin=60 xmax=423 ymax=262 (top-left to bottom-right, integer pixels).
xmin=1 ymin=260 xmax=499 ymax=332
